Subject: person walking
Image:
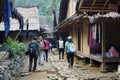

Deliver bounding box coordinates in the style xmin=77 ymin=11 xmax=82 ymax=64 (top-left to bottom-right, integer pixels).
xmin=65 ymin=36 xmax=76 ymax=68
xmin=58 ymin=38 xmax=64 ymax=59
xmin=28 ymin=36 xmax=39 ymax=72
xmin=49 ymin=42 xmax=53 ymax=53
xmin=38 ymin=36 xmax=46 ymax=65
xmin=44 ymin=39 xmax=50 ymax=62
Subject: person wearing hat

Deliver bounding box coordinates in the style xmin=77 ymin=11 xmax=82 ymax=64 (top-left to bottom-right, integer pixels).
xmin=65 ymin=36 xmax=76 ymax=68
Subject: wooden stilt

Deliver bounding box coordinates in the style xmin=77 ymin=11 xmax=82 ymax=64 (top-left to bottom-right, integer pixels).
xmin=100 ymin=22 xmax=107 ymax=73
xmin=89 ymin=59 xmax=94 ymax=67
xmin=100 ymin=62 xmax=107 ymax=73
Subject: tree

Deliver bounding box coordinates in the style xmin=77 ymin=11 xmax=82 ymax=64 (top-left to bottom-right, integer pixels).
xmin=15 ymin=0 xmax=60 ymax=21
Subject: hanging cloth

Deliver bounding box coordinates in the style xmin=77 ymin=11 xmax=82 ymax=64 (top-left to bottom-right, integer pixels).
xmin=88 ymin=24 xmax=101 ymax=48
xmin=4 ymin=0 xmax=11 ymax=37
xmin=12 ymin=7 xmax=24 ymax=29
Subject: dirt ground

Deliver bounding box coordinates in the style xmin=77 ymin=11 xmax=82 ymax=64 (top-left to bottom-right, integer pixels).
xmin=20 ymin=58 xmax=98 ymax=80
xmin=20 ymin=71 xmax=47 ymax=80
xmin=19 ymin=50 xmax=119 ymax=80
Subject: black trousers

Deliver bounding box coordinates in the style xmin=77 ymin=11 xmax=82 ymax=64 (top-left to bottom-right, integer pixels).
xmin=59 ymin=48 xmax=64 ymax=59
xmin=67 ymin=53 xmax=74 ymax=67
xmin=44 ymin=50 xmax=49 ymax=62
xmin=29 ymin=54 xmax=38 ymax=71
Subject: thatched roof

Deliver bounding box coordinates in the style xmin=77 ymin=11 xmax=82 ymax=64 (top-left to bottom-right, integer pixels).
xmin=55 ymin=13 xmax=88 ymax=31
xmin=0 ymin=6 xmax=40 ymax=31
xmin=39 ymin=16 xmax=49 ymax=31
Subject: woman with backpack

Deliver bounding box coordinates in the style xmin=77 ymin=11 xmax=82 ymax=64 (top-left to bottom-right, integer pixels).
xmin=44 ymin=39 xmax=50 ymax=62
xmin=38 ymin=36 xmax=46 ymax=65
xmin=65 ymin=36 xmax=76 ymax=69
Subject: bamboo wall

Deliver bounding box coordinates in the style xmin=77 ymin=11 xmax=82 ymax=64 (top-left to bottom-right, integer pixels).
xmin=82 ymin=22 xmax=90 ymax=55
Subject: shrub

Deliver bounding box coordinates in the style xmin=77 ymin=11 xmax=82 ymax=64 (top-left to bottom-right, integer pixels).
xmin=5 ymin=37 xmax=26 ymax=59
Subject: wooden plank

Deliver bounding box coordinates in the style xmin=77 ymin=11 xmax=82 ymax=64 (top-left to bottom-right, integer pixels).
xmin=102 ymin=0 xmax=109 ymax=9
xmin=80 ymin=7 xmax=103 ymax=9
xmin=80 ymin=9 xmax=114 ymax=12
xmin=101 ymin=22 xmax=106 ymax=72
xmin=101 ymin=22 xmax=106 ymax=59
xmin=104 ymin=58 xmax=120 ymax=63
xmin=89 ymin=55 xmax=102 ymax=62
xmin=79 ymin=0 xmax=84 ymax=9
xmin=90 ymin=0 xmax=96 ymax=9
xmin=117 ymin=0 xmax=120 ymax=6
xmin=75 ymin=53 xmax=86 ymax=58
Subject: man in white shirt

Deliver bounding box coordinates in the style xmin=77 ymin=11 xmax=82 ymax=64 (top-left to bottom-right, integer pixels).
xmin=58 ymin=38 xmax=64 ymax=59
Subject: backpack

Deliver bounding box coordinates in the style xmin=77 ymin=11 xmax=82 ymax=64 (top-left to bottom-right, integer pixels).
xmin=28 ymin=42 xmax=37 ymax=54
xmin=44 ymin=40 xmax=50 ymax=50
xmin=69 ymin=42 xmax=76 ymax=53
xmin=39 ymin=40 xmax=46 ymax=50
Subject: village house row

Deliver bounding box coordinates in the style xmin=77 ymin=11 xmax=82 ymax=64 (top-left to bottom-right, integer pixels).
xmin=0 ymin=0 xmax=120 ymax=73
xmin=54 ymin=0 xmax=120 ymax=72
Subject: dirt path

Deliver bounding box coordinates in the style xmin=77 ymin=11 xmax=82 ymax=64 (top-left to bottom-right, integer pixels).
xmin=20 ymin=52 xmax=59 ymax=80
xmin=20 ymin=50 xmax=119 ymax=80
xmin=20 ymin=72 xmax=47 ymax=80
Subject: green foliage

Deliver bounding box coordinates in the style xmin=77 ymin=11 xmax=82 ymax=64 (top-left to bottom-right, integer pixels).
xmin=15 ymin=0 xmax=60 ymax=20
xmin=5 ymin=37 xmax=26 ymax=59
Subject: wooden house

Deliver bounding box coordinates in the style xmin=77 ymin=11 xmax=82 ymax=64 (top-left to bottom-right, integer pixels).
xmin=0 ymin=6 xmax=40 ymax=43
xmin=56 ymin=0 xmax=120 ymax=72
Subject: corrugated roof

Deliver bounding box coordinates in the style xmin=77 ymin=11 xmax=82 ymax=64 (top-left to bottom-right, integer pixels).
xmin=0 ymin=6 xmax=40 ymax=31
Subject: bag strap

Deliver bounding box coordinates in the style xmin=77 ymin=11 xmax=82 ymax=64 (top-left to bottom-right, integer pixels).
xmin=43 ymin=40 xmax=46 ymax=47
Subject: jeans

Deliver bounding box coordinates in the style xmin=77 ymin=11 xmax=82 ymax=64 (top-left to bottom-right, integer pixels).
xmin=29 ymin=54 xmax=38 ymax=71
xmin=39 ymin=51 xmax=45 ymax=64
xmin=59 ymin=48 xmax=64 ymax=59
xmin=44 ymin=50 xmax=49 ymax=62
xmin=67 ymin=53 xmax=74 ymax=67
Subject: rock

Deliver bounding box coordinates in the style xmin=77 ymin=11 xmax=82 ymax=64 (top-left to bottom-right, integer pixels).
xmin=0 ymin=56 xmax=25 ymax=80
xmin=47 ymin=74 xmax=57 ymax=78
xmin=0 ymin=66 xmax=7 ymax=73
xmin=20 ymin=72 xmax=30 ymax=77
xmin=58 ymin=77 xmax=63 ymax=80
xmin=66 ymin=77 xmax=79 ymax=80
xmin=0 ymin=74 xmax=4 ymax=80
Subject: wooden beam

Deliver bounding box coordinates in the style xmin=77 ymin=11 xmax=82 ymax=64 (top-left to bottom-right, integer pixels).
xmin=81 ymin=7 xmax=106 ymax=9
xmin=80 ymin=9 xmax=114 ymax=12
xmin=102 ymin=0 xmax=109 ymax=9
xmin=90 ymin=0 xmax=96 ymax=9
xmin=101 ymin=22 xmax=107 ymax=72
xmin=79 ymin=0 xmax=84 ymax=9
xmin=117 ymin=0 xmax=120 ymax=6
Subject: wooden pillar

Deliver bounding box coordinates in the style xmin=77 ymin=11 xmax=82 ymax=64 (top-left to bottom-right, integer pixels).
xmin=89 ymin=59 xmax=94 ymax=67
xmin=100 ymin=22 xmax=107 ymax=73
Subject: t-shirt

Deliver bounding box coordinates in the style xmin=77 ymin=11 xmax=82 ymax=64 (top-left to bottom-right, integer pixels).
xmin=65 ymin=41 xmax=73 ymax=53
xmin=39 ymin=40 xmax=46 ymax=50
xmin=58 ymin=40 xmax=64 ymax=48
